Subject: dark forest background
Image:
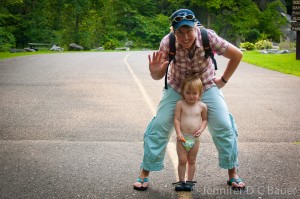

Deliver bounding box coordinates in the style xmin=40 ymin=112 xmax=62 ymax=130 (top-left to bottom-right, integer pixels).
xmin=0 ymin=0 xmax=294 ymax=51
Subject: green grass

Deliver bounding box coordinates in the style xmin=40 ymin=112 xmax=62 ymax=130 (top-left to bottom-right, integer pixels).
xmin=0 ymin=50 xmax=61 ymax=60
xmin=1 ymin=50 xmax=299 ymax=77
xmin=242 ymin=51 xmax=300 ymax=77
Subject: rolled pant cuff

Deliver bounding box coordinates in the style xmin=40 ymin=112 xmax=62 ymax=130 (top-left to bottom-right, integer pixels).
xmin=219 ymin=162 xmax=239 ymax=170
xmin=140 ymin=162 xmax=164 ymax=171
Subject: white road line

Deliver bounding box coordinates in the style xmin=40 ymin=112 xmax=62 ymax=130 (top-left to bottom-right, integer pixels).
xmin=124 ymin=53 xmax=179 ymax=178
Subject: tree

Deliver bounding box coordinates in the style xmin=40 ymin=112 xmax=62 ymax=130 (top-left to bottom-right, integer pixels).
xmin=216 ymin=0 xmax=260 ymax=44
xmin=0 ymin=0 xmax=25 ymax=49
xmin=258 ymin=0 xmax=287 ymax=42
xmin=0 ymin=0 xmax=292 ymax=51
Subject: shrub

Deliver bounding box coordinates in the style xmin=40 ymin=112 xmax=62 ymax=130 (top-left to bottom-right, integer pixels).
xmin=279 ymin=41 xmax=296 ymax=50
xmin=240 ymin=42 xmax=255 ymax=50
xmin=255 ymin=40 xmax=273 ymax=50
xmin=245 ymin=29 xmax=260 ymax=43
xmin=0 ymin=28 xmax=16 ymax=52
xmin=103 ymin=39 xmax=118 ymax=50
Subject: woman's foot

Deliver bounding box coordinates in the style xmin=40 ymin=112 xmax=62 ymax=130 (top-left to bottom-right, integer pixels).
xmin=228 ymin=168 xmax=245 ymax=189
xmin=227 ymin=178 xmax=245 ymax=190
xmin=133 ymin=177 xmax=149 ymax=191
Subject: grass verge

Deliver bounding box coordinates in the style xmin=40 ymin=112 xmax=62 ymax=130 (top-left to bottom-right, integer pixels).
xmin=0 ymin=50 xmax=60 ymax=60
xmin=242 ymin=51 xmax=300 ymax=77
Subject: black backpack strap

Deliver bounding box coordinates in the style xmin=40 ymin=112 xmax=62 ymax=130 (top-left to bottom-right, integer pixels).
xmin=165 ymin=32 xmax=176 ymax=89
xmin=200 ymin=27 xmax=217 ymax=70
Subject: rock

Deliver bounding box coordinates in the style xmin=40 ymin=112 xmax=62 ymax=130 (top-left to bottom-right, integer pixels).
xmin=10 ymin=49 xmax=26 ymax=53
xmin=24 ymin=47 xmax=36 ymax=52
xmin=69 ymin=43 xmax=84 ymax=51
xmin=91 ymin=47 xmax=104 ymax=51
xmin=50 ymin=45 xmax=64 ymax=51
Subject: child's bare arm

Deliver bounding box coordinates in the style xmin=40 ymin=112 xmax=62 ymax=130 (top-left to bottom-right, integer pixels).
xmin=174 ymin=101 xmax=185 ymax=142
xmin=194 ymin=103 xmax=208 ymax=137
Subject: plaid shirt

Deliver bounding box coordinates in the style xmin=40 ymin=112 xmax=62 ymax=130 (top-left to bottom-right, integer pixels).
xmin=159 ymin=28 xmax=229 ymax=93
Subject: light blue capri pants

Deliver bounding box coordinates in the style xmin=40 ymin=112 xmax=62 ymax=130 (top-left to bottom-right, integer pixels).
xmin=141 ymin=85 xmax=239 ymax=171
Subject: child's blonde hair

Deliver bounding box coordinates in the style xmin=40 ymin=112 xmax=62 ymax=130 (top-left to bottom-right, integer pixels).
xmin=181 ymin=75 xmax=203 ymax=99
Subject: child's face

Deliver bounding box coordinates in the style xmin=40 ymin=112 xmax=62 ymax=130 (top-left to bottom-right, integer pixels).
xmin=182 ymin=87 xmax=200 ymax=104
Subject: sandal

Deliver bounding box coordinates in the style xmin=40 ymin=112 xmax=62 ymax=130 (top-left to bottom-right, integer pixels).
xmin=172 ymin=181 xmax=186 ymax=191
xmin=133 ymin=177 xmax=149 ymax=191
xmin=172 ymin=181 xmax=197 ymax=191
xmin=185 ymin=181 xmax=197 ymax=191
xmin=227 ymin=178 xmax=245 ymax=190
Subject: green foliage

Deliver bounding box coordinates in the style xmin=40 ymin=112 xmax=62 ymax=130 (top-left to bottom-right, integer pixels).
xmin=0 ymin=27 xmax=15 ymax=51
xmin=103 ymin=39 xmax=118 ymax=50
xmin=245 ymin=29 xmax=260 ymax=43
xmin=240 ymin=39 xmax=274 ymax=51
xmin=255 ymin=40 xmax=273 ymax=50
xmin=0 ymin=0 xmax=293 ymax=51
xmin=240 ymin=42 xmax=256 ymax=50
xmin=257 ymin=0 xmax=287 ymax=42
xmin=279 ymin=41 xmax=296 ymax=50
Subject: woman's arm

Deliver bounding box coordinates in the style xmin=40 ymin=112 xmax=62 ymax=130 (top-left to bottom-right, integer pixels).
xmin=214 ymin=44 xmax=243 ymax=88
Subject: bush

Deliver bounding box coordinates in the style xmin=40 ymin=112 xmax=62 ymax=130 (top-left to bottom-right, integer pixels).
xmin=240 ymin=42 xmax=255 ymax=50
xmin=279 ymin=41 xmax=296 ymax=50
xmin=0 ymin=28 xmax=16 ymax=52
xmin=255 ymin=40 xmax=273 ymax=50
xmin=103 ymin=39 xmax=118 ymax=50
xmin=125 ymin=41 xmax=133 ymax=48
xmin=245 ymin=29 xmax=260 ymax=43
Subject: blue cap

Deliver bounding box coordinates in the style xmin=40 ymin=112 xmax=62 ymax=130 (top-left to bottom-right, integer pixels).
xmin=171 ymin=9 xmax=197 ymax=30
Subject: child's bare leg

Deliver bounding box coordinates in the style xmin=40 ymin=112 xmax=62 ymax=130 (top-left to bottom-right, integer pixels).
xmin=187 ymin=141 xmax=200 ymax=181
xmin=177 ymin=141 xmax=188 ymax=181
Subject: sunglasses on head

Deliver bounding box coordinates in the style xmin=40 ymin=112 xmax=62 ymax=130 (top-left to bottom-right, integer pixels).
xmin=172 ymin=14 xmax=195 ymax=23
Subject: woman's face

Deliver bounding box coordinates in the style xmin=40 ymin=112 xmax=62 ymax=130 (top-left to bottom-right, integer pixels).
xmin=174 ymin=26 xmax=196 ymax=50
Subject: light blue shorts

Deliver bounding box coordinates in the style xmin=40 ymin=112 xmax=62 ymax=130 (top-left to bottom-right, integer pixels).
xmin=140 ymin=85 xmax=239 ymax=171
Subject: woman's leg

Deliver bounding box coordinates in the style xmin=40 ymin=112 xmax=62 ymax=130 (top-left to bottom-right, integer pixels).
xmin=201 ymin=86 xmax=239 ymax=169
xmin=202 ymin=86 xmax=244 ymax=188
xmin=134 ymin=86 xmax=181 ymax=190
xmin=141 ymin=86 xmax=182 ymax=171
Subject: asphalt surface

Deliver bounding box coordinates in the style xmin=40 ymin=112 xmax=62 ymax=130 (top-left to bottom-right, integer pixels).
xmin=0 ymin=51 xmax=299 ymax=199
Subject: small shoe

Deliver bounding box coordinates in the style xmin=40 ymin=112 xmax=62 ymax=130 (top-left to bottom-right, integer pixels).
xmin=133 ymin=177 xmax=148 ymax=191
xmin=184 ymin=181 xmax=197 ymax=191
xmin=227 ymin=178 xmax=245 ymax=190
xmin=172 ymin=181 xmax=186 ymax=191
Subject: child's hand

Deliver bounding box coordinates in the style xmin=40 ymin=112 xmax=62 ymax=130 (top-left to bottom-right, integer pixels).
xmin=177 ymin=134 xmax=186 ymax=143
xmin=194 ymin=130 xmax=202 ymax=138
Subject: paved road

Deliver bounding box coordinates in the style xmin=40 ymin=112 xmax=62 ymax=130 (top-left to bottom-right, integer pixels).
xmin=0 ymin=52 xmax=299 ymax=199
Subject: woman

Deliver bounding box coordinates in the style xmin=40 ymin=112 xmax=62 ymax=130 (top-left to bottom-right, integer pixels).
xmin=133 ymin=8 xmax=245 ymax=191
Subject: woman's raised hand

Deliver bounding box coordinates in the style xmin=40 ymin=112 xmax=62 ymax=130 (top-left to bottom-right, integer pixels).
xmin=148 ymin=51 xmax=169 ymax=80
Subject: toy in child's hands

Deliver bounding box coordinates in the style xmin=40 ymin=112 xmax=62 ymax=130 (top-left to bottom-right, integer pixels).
xmin=179 ymin=135 xmax=186 ymax=143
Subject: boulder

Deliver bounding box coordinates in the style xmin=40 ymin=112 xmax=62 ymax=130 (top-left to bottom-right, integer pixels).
xmin=69 ymin=43 xmax=84 ymax=51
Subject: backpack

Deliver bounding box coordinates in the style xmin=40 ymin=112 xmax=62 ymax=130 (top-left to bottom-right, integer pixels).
xmin=164 ymin=26 xmax=217 ymax=89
